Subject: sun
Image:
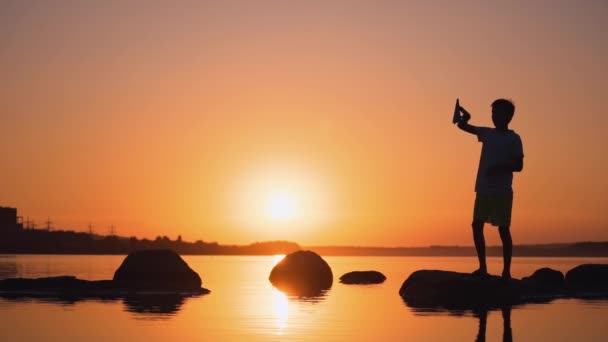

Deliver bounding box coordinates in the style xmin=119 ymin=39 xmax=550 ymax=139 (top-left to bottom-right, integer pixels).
xmin=266 ymin=192 xmax=298 ymax=221
xmin=230 ymin=164 xmax=332 ymax=231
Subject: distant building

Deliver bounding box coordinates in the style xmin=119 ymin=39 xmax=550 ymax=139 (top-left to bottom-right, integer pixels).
xmin=0 ymin=207 xmax=19 ymax=232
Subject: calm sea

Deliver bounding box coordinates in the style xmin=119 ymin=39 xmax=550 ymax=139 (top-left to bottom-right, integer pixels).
xmin=1 ymin=255 xmax=607 ymax=341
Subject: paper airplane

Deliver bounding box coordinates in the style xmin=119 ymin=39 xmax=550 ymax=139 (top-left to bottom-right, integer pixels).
xmin=452 ymin=98 xmax=460 ymax=124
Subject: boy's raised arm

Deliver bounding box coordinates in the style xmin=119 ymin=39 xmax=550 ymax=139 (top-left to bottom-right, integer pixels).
xmin=456 ymin=106 xmax=480 ymax=135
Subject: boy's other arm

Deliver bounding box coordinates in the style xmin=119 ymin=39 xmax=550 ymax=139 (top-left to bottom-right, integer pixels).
xmin=487 ymin=136 xmax=524 ymax=175
xmin=456 ymin=106 xmax=480 ymax=135
xmin=486 ymin=157 xmax=524 ymax=176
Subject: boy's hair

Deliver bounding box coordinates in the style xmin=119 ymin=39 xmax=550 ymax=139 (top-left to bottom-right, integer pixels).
xmin=491 ymin=99 xmax=515 ymax=120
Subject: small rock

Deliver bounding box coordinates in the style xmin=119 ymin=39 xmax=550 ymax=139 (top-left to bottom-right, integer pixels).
xmin=340 ymin=271 xmax=386 ymax=284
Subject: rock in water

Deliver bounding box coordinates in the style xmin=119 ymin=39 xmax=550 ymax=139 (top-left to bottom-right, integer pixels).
xmin=521 ymin=268 xmax=565 ymax=292
xmin=269 ymin=250 xmax=333 ymax=296
xmin=566 ymin=264 xmax=608 ymax=293
xmin=113 ymin=249 xmax=202 ymax=291
xmin=399 ymin=270 xmax=521 ymax=309
xmin=0 ymin=276 xmax=113 ymax=292
xmin=340 ymin=271 xmax=386 ymax=284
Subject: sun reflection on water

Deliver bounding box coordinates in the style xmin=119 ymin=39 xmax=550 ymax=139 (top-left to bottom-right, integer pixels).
xmin=272 ymin=288 xmax=289 ymax=335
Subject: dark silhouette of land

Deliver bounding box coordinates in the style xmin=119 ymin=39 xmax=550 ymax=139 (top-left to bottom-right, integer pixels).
xmin=309 ymin=242 xmax=608 ymax=257
xmin=0 ymin=227 xmax=606 ymax=256
xmin=2 ymin=207 xmax=607 ymax=256
xmin=0 ymin=228 xmax=300 ymax=255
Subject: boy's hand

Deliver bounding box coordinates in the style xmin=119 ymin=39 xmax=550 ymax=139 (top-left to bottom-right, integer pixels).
xmin=458 ymin=106 xmax=471 ymax=123
xmin=455 ymin=105 xmax=478 ymax=135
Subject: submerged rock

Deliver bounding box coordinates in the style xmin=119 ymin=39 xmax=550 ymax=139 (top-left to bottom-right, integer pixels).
xmin=113 ymin=249 xmax=202 ymax=291
xmin=340 ymin=271 xmax=386 ymax=284
xmin=269 ymin=250 xmax=333 ymax=296
xmin=566 ymin=264 xmax=608 ymax=293
xmin=0 ymin=276 xmax=113 ymax=293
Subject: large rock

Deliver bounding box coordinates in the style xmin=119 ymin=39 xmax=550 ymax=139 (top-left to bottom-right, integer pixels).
xmin=566 ymin=264 xmax=608 ymax=293
xmin=399 ymin=266 xmax=608 ymax=311
xmin=113 ymin=249 xmax=202 ymax=291
xmin=399 ymin=270 xmax=524 ymax=309
xmin=269 ymin=250 xmax=333 ymax=296
xmin=0 ymin=250 xmax=209 ymax=312
xmin=340 ymin=271 xmax=386 ymax=284
xmin=521 ymin=268 xmax=565 ymax=292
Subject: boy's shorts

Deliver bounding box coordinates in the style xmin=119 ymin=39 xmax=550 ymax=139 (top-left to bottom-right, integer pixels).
xmin=473 ymin=193 xmax=513 ymax=227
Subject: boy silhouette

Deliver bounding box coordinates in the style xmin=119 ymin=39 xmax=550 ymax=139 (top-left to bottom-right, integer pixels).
xmin=456 ymin=99 xmax=524 ymax=279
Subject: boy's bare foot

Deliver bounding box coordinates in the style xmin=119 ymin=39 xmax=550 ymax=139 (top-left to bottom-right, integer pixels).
xmin=472 ymin=268 xmax=489 ymax=277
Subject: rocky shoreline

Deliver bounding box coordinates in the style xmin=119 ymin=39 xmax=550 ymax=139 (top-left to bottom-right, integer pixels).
xmin=399 ymin=264 xmax=608 ymax=310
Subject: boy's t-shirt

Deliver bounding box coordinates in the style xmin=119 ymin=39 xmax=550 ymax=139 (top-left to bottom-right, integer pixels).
xmin=475 ymin=127 xmax=524 ymax=195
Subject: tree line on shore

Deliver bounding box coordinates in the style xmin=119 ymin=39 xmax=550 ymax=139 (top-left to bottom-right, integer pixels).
xmin=0 ymin=229 xmax=300 ymax=255
xmin=1 ymin=228 xmax=606 ymax=256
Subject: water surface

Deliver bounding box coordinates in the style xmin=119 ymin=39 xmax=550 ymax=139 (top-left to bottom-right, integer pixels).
xmin=1 ymin=255 xmax=607 ymax=341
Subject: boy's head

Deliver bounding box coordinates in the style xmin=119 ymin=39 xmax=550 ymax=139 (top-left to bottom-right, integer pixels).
xmin=491 ymin=99 xmax=515 ymax=129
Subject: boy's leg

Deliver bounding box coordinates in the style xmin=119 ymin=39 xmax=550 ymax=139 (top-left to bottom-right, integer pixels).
xmin=472 ymin=220 xmax=487 ymax=273
xmin=498 ymin=225 xmax=512 ymax=279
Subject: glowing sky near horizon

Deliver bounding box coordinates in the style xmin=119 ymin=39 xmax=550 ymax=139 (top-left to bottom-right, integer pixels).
xmin=1 ymin=1 xmax=607 ymax=246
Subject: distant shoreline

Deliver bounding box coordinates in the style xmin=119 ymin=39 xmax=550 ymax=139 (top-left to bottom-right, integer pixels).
xmin=306 ymin=242 xmax=608 ymax=257
xmin=1 ymin=230 xmax=606 ymax=257
xmin=2 ymin=252 xmax=608 ymax=257
xmin=2 ymin=225 xmax=607 ymax=257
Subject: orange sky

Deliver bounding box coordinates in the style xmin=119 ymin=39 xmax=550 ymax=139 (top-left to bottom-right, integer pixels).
xmin=1 ymin=1 xmax=607 ymax=246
